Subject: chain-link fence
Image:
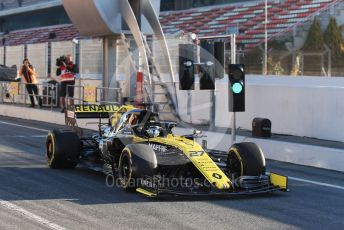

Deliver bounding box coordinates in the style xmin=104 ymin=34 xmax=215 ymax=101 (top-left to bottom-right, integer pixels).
xmin=79 ymin=39 xmax=103 ymax=79
xmin=51 ymin=41 xmax=75 ymax=78
xmin=6 ymin=45 xmax=24 ymax=69
xmin=239 ymin=44 xmax=337 ymax=77
xmin=2 ymin=32 xmax=344 ymax=83
xmin=0 ymin=81 xmax=58 ymax=108
xmin=155 ymin=33 xmax=338 ymax=78
xmin=0 ymin=81 xmax=122 ymax=109
xmin=27 ymin=43 xmax=48 ymax=79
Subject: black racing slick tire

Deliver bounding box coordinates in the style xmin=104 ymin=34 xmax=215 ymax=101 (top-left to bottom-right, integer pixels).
xmin=46 ymin=129 xmax=80 ymax=169
xmin=118 ymin=144 xmax=157 ymax=191
xmin=227 ymin=142 xmax=266 ymax=177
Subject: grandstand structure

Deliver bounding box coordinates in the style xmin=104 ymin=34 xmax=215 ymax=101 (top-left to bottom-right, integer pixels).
xmin=160 ymin=0 xmax=340 ymax=50
xmin=1 ymin=0 xmax=341 ymax=47
xmin=0 ymin=0 xmax=343 ymax=76
xmin=0 ymin=0 xmax=50 ymax=9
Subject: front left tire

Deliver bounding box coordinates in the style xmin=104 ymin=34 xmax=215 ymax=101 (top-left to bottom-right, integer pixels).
xmin=227 ymin=142 xmax=266 ymax=177
xmin=118 ymin=144 xmax=158 ymax=191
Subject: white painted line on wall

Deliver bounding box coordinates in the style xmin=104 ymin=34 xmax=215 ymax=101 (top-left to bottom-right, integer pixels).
xmin=0 ymin=121 xmax=49 ymax=132
xmin=288 ymin=176 xmax=344 ymax=191
xmin=0 ymin=199 xmax=66 ymax=230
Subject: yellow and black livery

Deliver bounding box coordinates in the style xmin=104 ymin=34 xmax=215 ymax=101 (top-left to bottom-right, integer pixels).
xmin=46 ymin=104 xmax=288 ymax=197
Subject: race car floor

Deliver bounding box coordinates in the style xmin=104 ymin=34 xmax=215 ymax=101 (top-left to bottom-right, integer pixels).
xmin=0 ymin=116 xmax=343 ymax=230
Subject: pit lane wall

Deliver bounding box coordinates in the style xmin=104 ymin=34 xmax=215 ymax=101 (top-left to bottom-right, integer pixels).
xmin=0 ymin=103 xmax=343 ymax=172
xmin=176 ymin=75 xmax=344 ymax=143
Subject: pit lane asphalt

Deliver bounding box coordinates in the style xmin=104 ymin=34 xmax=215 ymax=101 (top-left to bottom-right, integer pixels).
xmin=0 ymin=116 xmax=343 ymax=230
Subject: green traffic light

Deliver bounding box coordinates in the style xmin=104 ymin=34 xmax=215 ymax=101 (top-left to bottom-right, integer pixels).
xmin=232 ymin=82 xmax=243 ymax=94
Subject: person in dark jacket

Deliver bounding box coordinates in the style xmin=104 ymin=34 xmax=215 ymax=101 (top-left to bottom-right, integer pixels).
xmin=56 ymin=54 xmax=78 ymax=113
xmin=19 ymin=58 xmax=42 ymax=108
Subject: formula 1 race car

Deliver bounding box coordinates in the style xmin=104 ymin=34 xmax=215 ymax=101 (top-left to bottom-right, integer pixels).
xmin=45 ymin=104 xmax=288 ymax=197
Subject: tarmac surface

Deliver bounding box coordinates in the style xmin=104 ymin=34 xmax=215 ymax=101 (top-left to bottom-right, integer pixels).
xmin=0 ymin=115 xmax=343 ymax=230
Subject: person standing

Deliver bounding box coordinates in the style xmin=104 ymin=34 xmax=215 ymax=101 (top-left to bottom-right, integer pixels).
xmin=56 ymin=54 xmax=78 ymax=113
xmin=19 ymin=58 xmax=42 ymax=108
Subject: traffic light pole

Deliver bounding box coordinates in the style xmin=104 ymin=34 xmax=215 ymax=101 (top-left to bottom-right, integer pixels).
xmin=230 ymin=34 xmax=236 ymax=145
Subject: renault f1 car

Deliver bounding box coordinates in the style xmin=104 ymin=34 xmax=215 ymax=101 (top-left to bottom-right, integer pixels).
xmin=45 ymin=104 xmax=288 ymax=197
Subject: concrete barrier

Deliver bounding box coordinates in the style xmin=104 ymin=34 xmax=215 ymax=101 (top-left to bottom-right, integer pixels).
xmin=175 ymin=75 xmax=344 ymax=143
xmin=0 ymin=104 xmax=98 ymax=130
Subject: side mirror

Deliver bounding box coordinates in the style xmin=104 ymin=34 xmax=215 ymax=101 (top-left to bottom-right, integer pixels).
xmin=193 ymin=130 xmax=202 ymax=135
xmin=168 ymin=122 xmax=177 ymax=130
xmin=202 ymin=139 xmax=207 ymax=149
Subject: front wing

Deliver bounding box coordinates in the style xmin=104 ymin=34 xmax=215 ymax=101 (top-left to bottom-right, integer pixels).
xmin=136 ymin=172 xmax=288 ymax=197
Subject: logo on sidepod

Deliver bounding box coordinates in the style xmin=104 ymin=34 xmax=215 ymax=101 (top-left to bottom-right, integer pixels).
xmin=148 ymin=143 xmax=167 ymax=153
xmin=141 ymin=179 xmax=158 ymax=189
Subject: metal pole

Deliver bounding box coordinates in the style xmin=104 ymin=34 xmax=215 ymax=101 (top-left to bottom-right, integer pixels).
xmin=264 ymin=0 xmax=268 ymax=75
xmin=198 ymin=36 xmax=216 ymax=131
xmin=292 ymin=25 xmax=296 ymax=76
xmin=231 ymin=35 xmax=236 ymax=63
xmin=103 ymin=37 xmax=109 ymax=102
xmin=321 ymin=54 xmax=324 ymax=76
xmin=49 ymin=84 xmax=53 ymax=111
xmin=231 ymin=111 xmax=236 ymax=145
xmin=187 ymin=90 xmax=191 ymax=122
xmin=327 ymin=47 xmax=332 ymax=77
xmin=231 ymin=34 xmax=236 ymax=145
xmin=0 ymin=83 xmax=3 ymax=103
xmin=210 ymin=90 xmax=216 ymax=131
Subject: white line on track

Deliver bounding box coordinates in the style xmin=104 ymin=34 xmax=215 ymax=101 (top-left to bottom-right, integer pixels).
xmin=1 ymin=135 xmax=47 ymax=138
xmin=31 ymin=135 xmax=47 ymax=138
xmin=0 ymin=199 xmax=66 ymax=230
xmin=0 ymin=121 xmax=49 ymax=132
xmin=288 ymin=176 xmax=344 ymax=191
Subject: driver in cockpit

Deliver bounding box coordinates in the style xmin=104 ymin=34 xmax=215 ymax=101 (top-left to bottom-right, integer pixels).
xmin=126 ymin=113 xmax=138 ymax=127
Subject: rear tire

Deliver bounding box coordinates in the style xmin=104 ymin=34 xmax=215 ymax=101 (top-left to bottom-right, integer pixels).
xmin=46 ymin=129 xmax=80 ymax=169
xmin=227 ymin=142 xmax=266 ymax=177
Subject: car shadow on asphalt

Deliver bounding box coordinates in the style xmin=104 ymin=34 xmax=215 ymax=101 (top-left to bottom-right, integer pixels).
xmin=4 ymin=165 xmax=331 ymax=229
xmin=0 ymin=164 xmax=288 ymax=206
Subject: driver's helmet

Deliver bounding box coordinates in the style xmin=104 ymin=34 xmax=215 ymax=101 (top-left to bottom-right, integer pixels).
xmin=146 ymin=126 xmax=161 ymax=138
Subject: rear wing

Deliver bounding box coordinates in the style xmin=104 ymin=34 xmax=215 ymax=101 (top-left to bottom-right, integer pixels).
xmin=67 ymin=104 xmax=122 ymax=119
xmin=65 ymin=104 xmax=135 ymax=128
